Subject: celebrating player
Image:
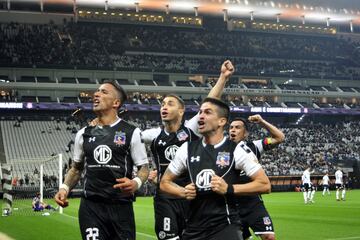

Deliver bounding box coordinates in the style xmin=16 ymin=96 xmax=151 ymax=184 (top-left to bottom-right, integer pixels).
xmin=229 ymin=115 xmax=284 ymax=240
xmin=54 ymin=80 xmax=149 ymax=240
xmin=143 ymin=61 xmax=235 ymax=240
xmin=160 ymin=98 xmax=271 ymax=240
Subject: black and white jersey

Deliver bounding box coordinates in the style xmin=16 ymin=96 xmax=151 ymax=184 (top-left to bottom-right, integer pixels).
xmin=237 ymin=139 xmax=268 ymax=211
xmin=73 ymin=118 xmax=148 ymax=201
xmin=142 ymin=115 xmax=200 ymax=197
xmin=168 ymin=137 xmax=261 ymax=236
xmin=151 ymin=125 xmax=199 ymax=196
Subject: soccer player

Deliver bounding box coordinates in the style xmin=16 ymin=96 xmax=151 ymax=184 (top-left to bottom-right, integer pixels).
xmin=32 ymin=192 xmax=56 ymax=211
xmin=54 ymin=80 xmax=149 ymax=240
xmin=143 ymin=61 xmax=235 ymax=240
xmin=229 ymin=115 xmax=285 ymax=240
xmin=302 ymin=167 xmax=313 ymax=204
xmin=321 ymin=173 xmax=330 ymax=196
xmin=309 ymin=181 xmax=316 ymax=203
xmin=160 ymin=98 xmax=271 ymax=240
xmin=335 ymin=168 xmax=346 ymax=201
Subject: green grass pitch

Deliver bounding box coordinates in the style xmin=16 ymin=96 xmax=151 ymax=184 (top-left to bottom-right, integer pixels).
xmin=1 ymin=190 xmax=360 ymax=240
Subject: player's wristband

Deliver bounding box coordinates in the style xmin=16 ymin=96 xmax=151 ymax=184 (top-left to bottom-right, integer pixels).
xmin=226 ymin=184 xmax=234 ymax=196
xmin=133 ymin=177 xmax=142 ymax=190
xmin=60 ymin=183 xmax=70 ymax=194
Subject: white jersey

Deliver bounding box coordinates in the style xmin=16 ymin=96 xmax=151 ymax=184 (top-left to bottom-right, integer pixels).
xmin=322 ymin=175 xmax=330 ymax=185
xmin=302 ymin=169 xmax=311 ymax=185
xmin=335 ymin=170 xmax=343 ymax=184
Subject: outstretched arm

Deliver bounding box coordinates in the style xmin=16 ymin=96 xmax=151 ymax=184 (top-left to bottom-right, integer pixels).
xmin=248 ymin=114 xmax=285 ymax=145
xmin=207 ymin=60 xmax=235 ymax=99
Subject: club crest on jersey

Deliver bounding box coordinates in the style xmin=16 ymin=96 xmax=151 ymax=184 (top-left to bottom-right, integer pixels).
xmin=263 ymin=217 xmax=272 ymax=225
xmin=216 ymin=152 xmax=230 ymax=168
xmin=114 ymin=131 xmax=126 ymax=145
xmin=177 ymin=130 xmax=188 ymax=141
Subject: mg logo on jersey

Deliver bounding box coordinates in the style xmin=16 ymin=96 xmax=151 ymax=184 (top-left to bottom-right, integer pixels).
xmin=93 ymin=145 xmax=112 ymax=164
xmin=196 ymin=169 xmax=215 ymax=189
xmin=164 ymin=145 xmax=179 ymax=161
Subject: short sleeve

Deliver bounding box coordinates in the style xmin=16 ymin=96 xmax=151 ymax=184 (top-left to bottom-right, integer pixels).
xmin=253 ymin=140 xmax=264 ymax=154
xmin=184 ymin=113 xmax=201 ymax=137
xmin=130 ymin=128 xmax=149 ymax=166
xmin=73 ymin=127 xmax=85 ymax=163
xmin=234 ymin=141 xmax=262 ymax=177
xmin=141 ymin=127 xmax=161 ymax=144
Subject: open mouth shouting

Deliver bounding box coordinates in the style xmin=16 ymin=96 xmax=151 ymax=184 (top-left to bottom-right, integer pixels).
xmin=198 ymin=120 xmax=205 ymax=130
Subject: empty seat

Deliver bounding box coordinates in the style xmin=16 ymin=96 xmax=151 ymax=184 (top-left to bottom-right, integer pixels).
xmin=37 ymin=76 xmax=51 ymax=83
xmin=175 ymin=80 xmax=192 ymax=87
xmin=37 ymin=96 xmax=53 ymax=102
xmin=60 ymin=77 xmax=77 ymax=83
xmin=77 ymin=78 xmax=92 ymax=84
xmin=19 ymin=76 xmax=36 ymax=82
xmin=138 ymin=80 xmax=155 ymax=86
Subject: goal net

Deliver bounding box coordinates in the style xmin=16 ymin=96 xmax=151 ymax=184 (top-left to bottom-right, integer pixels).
xmin=1 ymin=154 xmax=63 ymax=216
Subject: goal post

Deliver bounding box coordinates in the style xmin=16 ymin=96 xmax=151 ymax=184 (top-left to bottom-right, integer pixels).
xmin=1 ymin=154 xmax=63 ymax=216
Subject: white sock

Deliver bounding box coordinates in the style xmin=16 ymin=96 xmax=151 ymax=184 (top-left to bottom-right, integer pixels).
xmin=303 ymin=192 xmax=308 ymax=202
xmin=311 ymin=190 xmax=315 ymax=201
xmin=336 ymin=189 xmax=340 ymax=200
xmin=322 ymin=189 xmax=325 ymax=196
xmin=307 ymin=190 xmax=311 ymax=200
xmin=342 ymin=189 xmax=346 ymax=199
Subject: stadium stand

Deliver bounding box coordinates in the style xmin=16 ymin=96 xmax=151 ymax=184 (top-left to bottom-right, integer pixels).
xmin=1 ymin=22 xmax=359 ymax=79
xmin=1 ymin=116 xmax=359 ymax=178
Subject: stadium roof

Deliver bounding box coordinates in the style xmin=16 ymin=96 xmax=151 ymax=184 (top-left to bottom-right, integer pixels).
xmin=4 ymin=0 xmax=360 ymax=26
xmin=75 ymin=0 xmax=360 ymax=25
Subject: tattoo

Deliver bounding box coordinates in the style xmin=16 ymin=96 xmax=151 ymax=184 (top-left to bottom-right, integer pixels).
xmin=163 ymin=168 xmax=184 ymax=193
xmin=136 ymin=164 xmax=149 ymax=183
xmin=64 ymin=161 xmax=84 ymax=190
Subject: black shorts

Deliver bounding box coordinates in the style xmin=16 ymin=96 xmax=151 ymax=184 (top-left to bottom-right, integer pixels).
xmin=336 ymin=184 xmax=344 ymax=190
xmin=240 ymin=202 xmax=275 ymax=238
xmin=183 ymin=224 xmax=243 ymax=240
xmin=154 ymin=195 xmax=189 ymax=240
xmin=79 ymin=197 xmax=135 ymax=240
xmin=323 ymin=184 xmax=329 ymax=189
xmin=303 ymin=183 xmax=311 ymax=191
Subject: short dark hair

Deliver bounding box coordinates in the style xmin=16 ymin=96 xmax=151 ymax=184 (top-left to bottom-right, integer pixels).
xmin=102 ymin=79 xmax=128 ymax=105
xmin=202 ymin=97 xmax=230 ymax=120
xmin=164 ymin=94 xmax=185 ymax=109
xmin=230 ymin=117 xmax=249 ymax=131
